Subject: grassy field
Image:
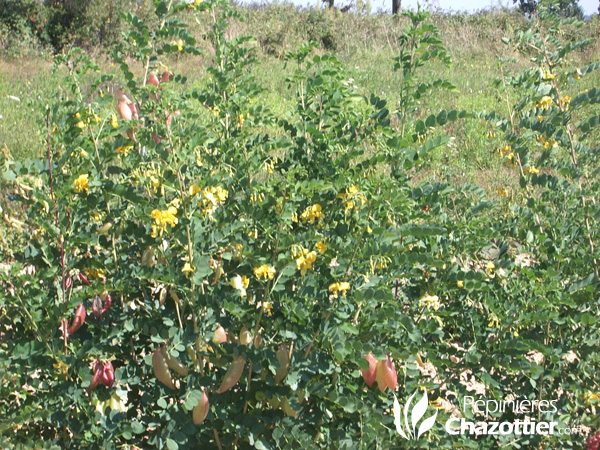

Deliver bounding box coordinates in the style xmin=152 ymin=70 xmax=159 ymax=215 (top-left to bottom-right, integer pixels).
xmin=1 ymin=4 xmax=598 ymax=186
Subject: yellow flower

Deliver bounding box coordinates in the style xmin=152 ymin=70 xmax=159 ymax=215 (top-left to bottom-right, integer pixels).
xmin=542 ymin=70 xmax=555 ymax=80
xmin=329 ymin=281 xmax=350 ymax=298
xmin=486 ymin=261 xmax=495 ymax=275
xmin=316 ymin=241 xmax=327 ymax=254
xmin=584 ymin=392 xmax=599 ymax=405
xmin=201 ymin=186 xmax=228 ymax=216
xmin=488 ymin=313 xmax=500 ymax=328
xmin=237 ymin=114 xmax=244 ymax=127
xmin=194 ymin=0 xmax=202 ymax=5
xmin=300 ymin=203 xmax=324 ymax=225
xmin=173 ymin=39 xmax=184 ymax=52
xmin=74 ymin=174 xmax=89 ymax=194
xmin=182 ymin=262 xmax=194 ymax=275
xmin=150 ymin=175 xmax=161 ymax=194
xmin=76 ymin=121 xmax=86 ymax=129
xmin=524 ymin=166 xmax=539 ymax=175
xmin=116 ymin=145 xmax=133 ymax=155
xmin=497 ymin=187 xmax=508 ymax=197
xmin=559 ymin=96 xmax=571 ymax=110
xmin=92 ymin=211 xmax=104 ymax=222
xmin=111 ymin=114 xmax=118 ymax=129
xmin=457 ymin=280 xmax=464 ymax=288
xmin=229 ymin=275 xmax=249 ymax=297
xmin=150 ymin=206 xmax=178 ymax=238
xmin=419 ymin=294 xmax=441 ymax=311
xmin=262 ymin=301 xmax=273 ymax=316
xmin=189 ymin=184 xmax=201 ymax=196
xmin=265 ymin=160 xmax=274 ymax=174
xmin=497 ymin=145 xmax=511 ymax=158
xmin=83 ymin=267 xmax=106 ymax=280
xmin=254 ymin=264 xmax=276 ymax=280
xmin=573 ymin=69 xmax=582 ymax=80
xmin=80 ymin=149 xmax=88 ymax=158
xmin=536 ymin=96 xmax=553 ymax=109
xmin=505 ymin=152 xmax=516 ymax=167
xmin=296 ymin=250 xmax=317 ymax=276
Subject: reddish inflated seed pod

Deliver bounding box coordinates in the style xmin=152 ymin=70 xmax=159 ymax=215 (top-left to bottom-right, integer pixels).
xmin=65 ymin=275 xmax=72 ymax=290
xmin=217 ymin=355 xmax=245 ymax=394
xmin=375 ymin=355 xmax=397 ymax=392
xmin=87 ymin=360 xmax=104 ymax=392
xmin=67 ymin=303 xmax=86 ymax=335
xmin=128 ymin=102 xmax=139 ymax=120
xmin=382 ymin=355 xmax=397 ymax=391
xmin=78 ymin=272 xmax=90 ymax=285
xmin=117 ymin=101 xmax=132 ymax=121
xmin=192 ymin=388 xmax=210 ymax=425
xmin=148 ymin=72 xmax=160 ymax=87
xmin=102 ymin=361 xmax=115 ymax=387
xmin=162 ymin=71 xmax=170 ymax=82
xmin=361 ymin=353 xmax=377 ymax=387
xmin=92 ymin=295 xmax=103 ymax=319
xmin=101 ymin=292 xmax=112 ymax=315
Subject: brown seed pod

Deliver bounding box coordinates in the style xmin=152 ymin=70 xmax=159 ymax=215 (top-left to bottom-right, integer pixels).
xmin=192 ymin=388 xmax=209 ymax=425
xmin=216 ymin=355 xmax=245 ymax=394
xmin=239 ymin=327 xmax=252 ymax=346
xmin=152 ymin=347 xmax=176 ymax=389
xmin=212 ymin=324 xmax=227 ymax=344
xmin=165 ymin=352 xmax=189 ymax=377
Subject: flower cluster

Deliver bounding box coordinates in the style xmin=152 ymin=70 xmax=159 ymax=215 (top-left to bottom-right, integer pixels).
xmin=535 ymin=95 xmax=553 ymax=109
xmin=537 ymin=136 xmax=558 ymax=149
xmin=116 ymin=145 xmax=133 ymax=155
xmin=300 ymin=203 xmax=324 ymax=225
xmin=294 ymin=248 xmax=317 ymax=276
xmin=150 ymin=206 xmax=178 ymax=238
xmin=229 ymin=275 xmax=250 ymax=297
xmin=496 ymin=145 xmax=516 ymax=167
xmin=558 ymin=95 xmax=571 ymax=110
xmin=419 ymin=294 xmax=441 ymax=311
xmin=523 ymin=166 xmax=539 ymax=175
xmin=254 ymin=264 xmax=275 ymax=280
xmin=316 ymin=241 xmax=327 ymax=254
xmin=74 ymin=174 xmax=90 ymax=194
xmin=83 ymin=267 xmax=106 ymax=280
xmin=201 ymin=186 xmax=228 ymax=216
xmin=328 ymin=281 xmax=350 ymax=298
xmin=338 ymin=185 xmax=366 ymax=211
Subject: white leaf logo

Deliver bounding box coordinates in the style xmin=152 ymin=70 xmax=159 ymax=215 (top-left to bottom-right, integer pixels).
xmin=393 ymin=389 xmax=438 ymax=440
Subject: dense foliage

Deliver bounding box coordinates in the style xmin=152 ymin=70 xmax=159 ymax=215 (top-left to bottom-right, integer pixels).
xmin=0 ymin=0 xmax=598 ymax=449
